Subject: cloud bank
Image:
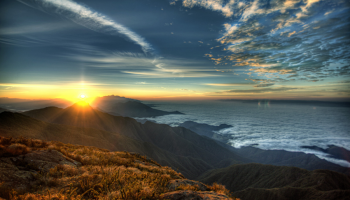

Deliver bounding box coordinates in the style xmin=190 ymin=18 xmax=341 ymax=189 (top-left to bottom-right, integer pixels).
xmin=17 ymin=0 xmax=154 ymax=54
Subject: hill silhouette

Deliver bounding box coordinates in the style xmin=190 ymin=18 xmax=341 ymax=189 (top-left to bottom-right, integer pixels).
xmin=0 ymin=97 xmax=72 ymax=112
xmin=2 ymin=104 xmax=249 ymax=179
xmin=2 ymin=103 xmax=350 ymax=199
xmin=93 ymin=96 xmax=183 ymax=117
xmin=0 ymin=111 xmax=219 ymax=178
xmin=2 ymin=102 xmax=347 ymax=177
xmin=23 ymin=103 xmax=248 ymax=164
xmin=198 ymin=163 xmax=350 ymax=200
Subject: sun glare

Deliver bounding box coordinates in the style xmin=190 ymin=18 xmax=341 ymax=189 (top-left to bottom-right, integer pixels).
xmin=77 ymin=101 xmax=89 ymax=106
xmin=76 ymin=94 xmax=91 ymax=106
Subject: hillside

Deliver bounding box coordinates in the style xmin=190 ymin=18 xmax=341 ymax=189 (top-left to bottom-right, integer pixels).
xmin=0 ymin=111 xmax=217 ymax=179
xmin=4 ymin=102 xmax=348 ymax=178
xmin=198 ymin=163 xmax=350 ymax=200
xmin=0 ymin=136 xmax=236 ymax=200
xmin=22 ymin=103 xmax=249 ymax=172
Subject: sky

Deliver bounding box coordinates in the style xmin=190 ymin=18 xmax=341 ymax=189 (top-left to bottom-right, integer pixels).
xmin=0 ymin=0 xmax=349 ymax=102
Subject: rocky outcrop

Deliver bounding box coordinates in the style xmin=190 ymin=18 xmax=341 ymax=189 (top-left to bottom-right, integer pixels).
xmin=21 ymin=149 xmax=81 ymax=172
xmin=160 ymin=190 xmax=233 ymax=200
xmin=0 ymin=149 xmax=81 ymax=194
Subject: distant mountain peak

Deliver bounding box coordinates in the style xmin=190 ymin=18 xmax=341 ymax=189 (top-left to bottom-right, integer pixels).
xmin=69 ymin=101 xmax=92 ymax=109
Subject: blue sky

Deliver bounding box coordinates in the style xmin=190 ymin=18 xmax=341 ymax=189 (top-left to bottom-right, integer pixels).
xmin=0 ymin=0 xmax=349 ymax=101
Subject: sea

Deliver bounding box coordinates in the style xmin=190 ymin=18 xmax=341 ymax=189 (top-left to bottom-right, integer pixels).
xmin=138 ymin=100 xmax=350 ymax=167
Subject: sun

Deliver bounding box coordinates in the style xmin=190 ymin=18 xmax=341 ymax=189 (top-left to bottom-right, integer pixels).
xmin=80 ymin=94 xmax=86 ymax=99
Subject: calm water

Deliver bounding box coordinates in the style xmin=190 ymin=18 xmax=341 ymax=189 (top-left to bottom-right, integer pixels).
xmin=139 ymin=100 xmax=350 ymax=167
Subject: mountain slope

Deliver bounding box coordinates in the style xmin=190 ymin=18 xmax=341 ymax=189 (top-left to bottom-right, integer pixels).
xmin=198 ymin=163 xmax=350 ymax=200
xmin=0 ymin=111 xmax=213 ymax=178
xmin=23 ymin=103 xmax=249 ymax=169
xmin=0 ymin=136 xmax=235 ymax=200
xmin=22 ymin=103 xmax=350 ymax=176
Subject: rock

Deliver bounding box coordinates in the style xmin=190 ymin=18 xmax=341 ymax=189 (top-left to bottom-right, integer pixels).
xmin=22 ymin=149 xmax=81 ymax=173
xmin=0 ymin=157 xmax=35 ymax=194
xmin=160 ymin=190 xmax=233 ymax=200
xmin=0 ymin=149 xmax=81 ymax=195
xmin=168 ymin=179 xmax=209 ymax=191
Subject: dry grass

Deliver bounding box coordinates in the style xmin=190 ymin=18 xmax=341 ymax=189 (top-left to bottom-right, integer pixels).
xmin=0 ymin=136 xmax=47 ymax=157
xmin=0 ymin=136 xmax=236 ymax=199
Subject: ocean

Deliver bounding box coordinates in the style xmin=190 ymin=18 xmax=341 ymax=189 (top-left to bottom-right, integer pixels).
xmin=138 ymin=100 xmax=350 ymax=167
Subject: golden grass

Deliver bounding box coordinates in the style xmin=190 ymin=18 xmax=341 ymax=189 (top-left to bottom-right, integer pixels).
xmin=0 ymin=136 xmax=236 ymax=199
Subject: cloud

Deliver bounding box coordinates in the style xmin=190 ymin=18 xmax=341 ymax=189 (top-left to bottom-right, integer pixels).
xmin=17 ymin=0 xmax=154 ymax=54
xmin=122 ymin=70 xmax=221 ymax=78
xmin=206 ymin=83 xmax=255 ymax=86
xmin=240 ymin=0 xmax=264 ymax=21
xmin=287 ymin=31 xmax=296 ymax=37
xmin=0 ymin=83 xmax=57 ymax=89
xmin=175 ymin=0 xmax=350 ymax=83
xmin=217 ymin=87 xmax=298 ymax=94
xmin=254 ymin=83 xmax=275 ymax=87
xmin=176 ymin=0 xmax=236 ymax=17
xmin=0 ymin=22 xmax=73 ymax=35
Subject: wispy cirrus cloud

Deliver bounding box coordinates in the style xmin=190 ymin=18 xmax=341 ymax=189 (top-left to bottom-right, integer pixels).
xmin=58 ymin=44 xmax=224 ymax=78
xmin=0 ymin=22 xmax=73 ymax=35
xmin=17 ymin=0 xmax=154 ymax=54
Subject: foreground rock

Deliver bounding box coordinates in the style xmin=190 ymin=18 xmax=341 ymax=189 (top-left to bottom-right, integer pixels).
xmin=0 ymin=149 xmax=81 ymax=194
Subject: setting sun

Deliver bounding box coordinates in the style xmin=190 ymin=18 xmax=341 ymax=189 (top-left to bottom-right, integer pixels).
xmin=80 ymin=94 xmax=86 ymax=99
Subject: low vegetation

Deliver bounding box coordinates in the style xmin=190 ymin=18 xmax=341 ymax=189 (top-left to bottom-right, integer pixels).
xmin=0 ymin=136 xmax=236 ymax=199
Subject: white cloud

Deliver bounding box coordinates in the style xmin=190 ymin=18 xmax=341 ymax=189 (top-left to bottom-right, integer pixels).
xmin=17 ymin=0 xmax=154 ymax=54
xmin=240 ymin=0 xmax=263 ymax=21
xmin=178 ymin=0 xmax=236 ymax=17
